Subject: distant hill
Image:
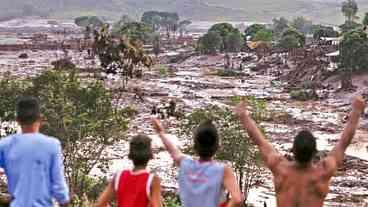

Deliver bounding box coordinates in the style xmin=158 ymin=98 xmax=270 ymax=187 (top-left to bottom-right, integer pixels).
xmin=1 ymin=0 xmax=368 ymax=24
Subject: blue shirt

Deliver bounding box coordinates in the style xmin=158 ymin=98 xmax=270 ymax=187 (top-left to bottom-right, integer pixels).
xmin=0 ymin=133 xmax=70 ymax=207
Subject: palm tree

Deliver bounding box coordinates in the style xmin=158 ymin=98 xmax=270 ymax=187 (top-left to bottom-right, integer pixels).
xmin=342 ymin=0 xmax=358 ymax=22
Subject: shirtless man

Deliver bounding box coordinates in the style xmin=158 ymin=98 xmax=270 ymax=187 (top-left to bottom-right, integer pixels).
xmin=234 ymin=96 xmax=366 ymax=207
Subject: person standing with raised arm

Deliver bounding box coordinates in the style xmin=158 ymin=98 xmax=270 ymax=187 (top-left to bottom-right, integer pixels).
xmin=152 ymin=119 xmax=242 ymax=207
xmin=234 ymin=96 xmax=366 ymax=207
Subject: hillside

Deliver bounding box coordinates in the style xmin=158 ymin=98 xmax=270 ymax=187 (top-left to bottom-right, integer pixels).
xmin=1 ymin=0 xmax=368 ymax=24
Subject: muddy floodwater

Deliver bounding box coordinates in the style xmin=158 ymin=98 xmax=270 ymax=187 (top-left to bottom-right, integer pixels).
xmin=0 ymin=18 xmax=367 ymax=207
xmin=97 ymin=55 xmax=368 ymax=206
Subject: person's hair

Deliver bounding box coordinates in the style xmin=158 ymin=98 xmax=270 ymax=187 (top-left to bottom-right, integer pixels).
xmin=128 ymin=134 xmax=153 ymax=166
xmin=292 ymin=130 xmax=317 ymax=164
xmin=193 ymin=120 xmax=219 ymax=160
xmin=16 ymin=96 xmax=41 ymax=125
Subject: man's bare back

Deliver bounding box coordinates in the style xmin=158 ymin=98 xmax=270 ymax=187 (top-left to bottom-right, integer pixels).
xmin=272 ymin=158 xmax=336 ymax=207
xmin=234 ymin=96 xmax=366 ymax=207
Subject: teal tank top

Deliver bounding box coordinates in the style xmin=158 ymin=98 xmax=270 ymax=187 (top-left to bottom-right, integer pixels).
xmin=178 ymin=157 xmax=225 ymax=207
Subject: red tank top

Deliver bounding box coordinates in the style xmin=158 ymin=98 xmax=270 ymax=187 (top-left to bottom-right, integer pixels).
xmin=114 ymin=170 xmax=153 ymax=207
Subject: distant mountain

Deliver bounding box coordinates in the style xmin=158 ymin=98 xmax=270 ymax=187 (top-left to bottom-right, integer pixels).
xmin=1 ymin=0 xmax=368 ymax=24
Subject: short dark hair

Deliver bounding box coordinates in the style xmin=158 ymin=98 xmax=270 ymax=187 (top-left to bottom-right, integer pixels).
xmin=292 ymin=130 xmax=317 ymax=164
xmin=16 ymin=96 xmax=41 ymax=125
xmin=193 ymin=120 xmax=219 ymax=159
xmin=128 ymin=135 xmax=153 ymax=166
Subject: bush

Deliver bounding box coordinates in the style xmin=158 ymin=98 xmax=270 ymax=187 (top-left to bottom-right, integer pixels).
xmin=0 ymin=70 xmax=132 ymax=203
xmin=72 ymin=174 xmax=108 ymax=206
xmin=165 ymin=196 xmax=181 ymax=207
xmin=290 ymin=89 xmax=318 ymax=101
xmin=217 ymin=69 xmax=243 ymax=77
xmin=158 ymin=65 xmax=169 ymax=76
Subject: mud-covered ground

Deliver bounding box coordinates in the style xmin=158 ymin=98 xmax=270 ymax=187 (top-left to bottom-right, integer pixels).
xmin=0 ymin=20 xmax=367 ymax=206
xmin=92 ymin=54 xmax=368 ymax=206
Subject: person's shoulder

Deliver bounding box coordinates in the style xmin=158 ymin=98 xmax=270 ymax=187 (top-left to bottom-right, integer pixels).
xmin=316 ymin=156 xmax=338 ymax=178
xmin=0 ymin=135 xmax=14 ymax=147
xmin=39 ymin=134 xmax=62 ymax=148
xmin=180 ymin=155 xmax=193 ymax=163
xmin=212 ymin=160 xmax=227 ymax=168
xmin=223 ymin=164 xmax=232 ymax=172
xmin=179 ymin=156 xmax=195 ymax=168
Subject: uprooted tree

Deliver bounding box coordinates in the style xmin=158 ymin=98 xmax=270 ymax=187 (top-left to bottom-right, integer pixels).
xmin=93 ymin=25 xmax=153 ymax=89
xmin=0 ymin=70 xmax=134 ymax=205
xmin=180 ymin=97 xmax=269 ymax=203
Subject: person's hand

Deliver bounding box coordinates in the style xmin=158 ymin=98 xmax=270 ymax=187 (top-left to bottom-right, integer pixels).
xmin=152 ymin=118 xmax=165 ymax=134
xmin=352 ymin=95 xmax=366 ymax=113
xmin=234 ymin=101 xmax=250 ymax=118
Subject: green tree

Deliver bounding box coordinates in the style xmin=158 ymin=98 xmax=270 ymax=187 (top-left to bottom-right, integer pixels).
xmin=179 ymin=97 xmax=267 ymax=203
xmin=342 ymin=0 xmax=358 ymax=22
xmin=197 ymin=31 xmax=223 ymax=55
xmin=160 ymin=12 xmax=179 ymax=38
xmin=363 ymin=12 xmax=368 ymax=26
xmin=141 ymin=11 xmax=180 ymax=38
xmin=339 ymin=21 xmax=362 ymax=33
xmin=141 ymin=11 xmax=162 ymax=31
xmin=113 ymin=22 xmax=153 ymax=43
xmin=279 ymin=34 xmax=301 ymax=50
xmin=279 ymin=28 xmax=306 ymax=50
xmin=209 ymin=23 xmax=239 ymax=51
xmin=0 ymin=70 xmax=132 ymax=204
xmin=74 ymin=16 xmax=104 ymax=29
xmin=339 ymin=29 xmax=368 ymax=89
xmin=272 ymin=17 xmax=290 ymax=38
xmin=112 ymin=14 xmax=135 ymax=34
xmin=252 ymin=28 xmax=273 ymax=42
xmin=291 ymin=16 xmax=313 ymax=34
xmin=178 ymin=20 xmax=192 ymax=37
xmin=209 ymin=23 xmax=238 ymax=39
xmin=244 ymin=24 xmax=266 ymax=40
xmin=224 ymin=31 xmax=244 ymax=52
xmin=0 ymin=74 xmax=27 ymax=125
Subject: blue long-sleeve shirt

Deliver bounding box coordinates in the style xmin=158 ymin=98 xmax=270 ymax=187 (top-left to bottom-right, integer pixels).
xmin=0 ymin=133 xmax=70 ymax=207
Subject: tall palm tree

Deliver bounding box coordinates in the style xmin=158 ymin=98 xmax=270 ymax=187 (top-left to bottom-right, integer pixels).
xmin=342 ymin=0 xmax=358 ymax=22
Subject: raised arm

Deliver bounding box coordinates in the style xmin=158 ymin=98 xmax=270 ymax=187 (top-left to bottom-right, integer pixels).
xmin=151 ymin=118 xmax=185 ymax=165
xmin=327 ymin=96 xmax=366 ymax=169
xmin=234 ymin=102 xmax=284 ymax=172
xmin=223 ymin=166 xmax=242 ymax=207
xmin=94 ymin=182 xmax=114 ymax=207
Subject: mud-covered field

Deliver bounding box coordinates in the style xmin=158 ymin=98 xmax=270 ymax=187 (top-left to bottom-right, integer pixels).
xmin=0 ymin=18 xmax=367 ymax=207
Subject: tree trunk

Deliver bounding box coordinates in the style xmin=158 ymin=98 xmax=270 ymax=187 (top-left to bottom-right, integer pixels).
xmin=340 ymin=71 xmax=354 ymax=91
xmin=238 ymin=169 xmax=243 ymax=194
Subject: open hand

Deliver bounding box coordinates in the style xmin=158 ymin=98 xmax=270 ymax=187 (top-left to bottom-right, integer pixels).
xmin=352 ymin=95 xmax=366 ymax=113
xmin=151 ymin=118 xmax=165 ymax=134
xmin=234 ymin=101 xmax=250 ymax=118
